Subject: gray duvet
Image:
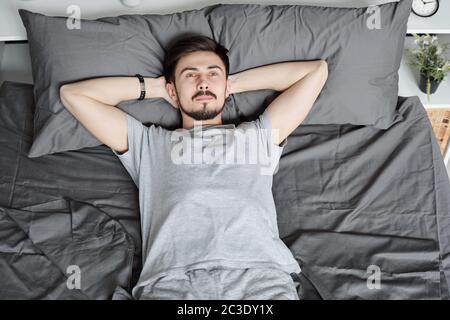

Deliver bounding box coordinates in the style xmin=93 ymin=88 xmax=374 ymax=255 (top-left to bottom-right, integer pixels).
xmin=1 ymin=81 xmax=450 ymax=299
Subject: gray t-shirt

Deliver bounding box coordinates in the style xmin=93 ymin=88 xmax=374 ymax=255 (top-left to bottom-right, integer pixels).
xmin=112 ymin=111 xmax=301 ymax=299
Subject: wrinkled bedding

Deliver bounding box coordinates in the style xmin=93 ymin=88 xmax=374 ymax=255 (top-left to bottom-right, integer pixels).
xmin=274 ymin=95 xmax=450 ymax=299
xmin=0 ymin=82 xmax=140 ymax=299
xmin=1 ymin=81 xmax=450 ymax=299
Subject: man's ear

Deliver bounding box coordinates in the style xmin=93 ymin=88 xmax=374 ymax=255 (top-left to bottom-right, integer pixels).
xmin=166 ymin=82 xmax=180 ymax=109
xmin=226 ymin=76 xmax=232 ymax=98
xmin=166 ymin=82 xmax=177 ymax=99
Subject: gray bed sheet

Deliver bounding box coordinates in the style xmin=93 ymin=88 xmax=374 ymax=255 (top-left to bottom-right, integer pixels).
xmin=274 ymin=95 xmax=450 ymax=299
xmin=1 ymin=82 xmax=450 ymax=299
xmin=0 ymin=82 xmax=140 ymax=299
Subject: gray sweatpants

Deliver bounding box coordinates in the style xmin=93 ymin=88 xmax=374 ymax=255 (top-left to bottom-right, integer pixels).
xmin=138 ymin=267 xmax=300 ymax=300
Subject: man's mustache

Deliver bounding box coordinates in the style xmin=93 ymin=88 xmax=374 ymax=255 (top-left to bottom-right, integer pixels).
xmin=192 ymin=90 xmax=216 ymax=100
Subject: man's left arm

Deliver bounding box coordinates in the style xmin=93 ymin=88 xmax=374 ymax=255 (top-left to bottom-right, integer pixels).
xmin=229 ymin=60 xmax=328 ymax=145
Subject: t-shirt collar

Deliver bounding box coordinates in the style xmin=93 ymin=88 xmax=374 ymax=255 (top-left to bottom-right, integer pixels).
xmin=187 ymin=123 xmax=236 ymax=132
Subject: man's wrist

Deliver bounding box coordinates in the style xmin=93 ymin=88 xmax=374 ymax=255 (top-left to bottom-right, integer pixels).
xmin=144 ymin=77 xmax=165 ymax=99
xmin=228 ymin=74 xmax=240 ymax=95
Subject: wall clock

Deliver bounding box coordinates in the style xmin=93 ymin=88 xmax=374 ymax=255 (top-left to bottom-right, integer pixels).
xmin=412 ymin=0 xmax=439 ymax=18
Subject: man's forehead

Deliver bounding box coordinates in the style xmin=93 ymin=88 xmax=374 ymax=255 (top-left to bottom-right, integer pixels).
xmin=177 ymin=52 xmax=225 ymax=74
xmin=178 ymin=65 xmax=224 ymax=77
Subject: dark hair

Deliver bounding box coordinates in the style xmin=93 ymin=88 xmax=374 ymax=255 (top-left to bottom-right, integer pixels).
xmin=163 ymin=35 xmax=230 ymax=84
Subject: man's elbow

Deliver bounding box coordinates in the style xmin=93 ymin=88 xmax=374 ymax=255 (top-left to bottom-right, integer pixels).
xmin=60 ymin=84 xmax=80 ymax=111
xmin=60 ymin=84 xmax=75 ymax=98
xmin=317 ymin=60 xmax=329 ymax=79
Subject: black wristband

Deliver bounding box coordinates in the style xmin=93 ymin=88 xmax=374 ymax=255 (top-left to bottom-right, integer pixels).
xmin=135 ymin=74 xmax=146 ymax=100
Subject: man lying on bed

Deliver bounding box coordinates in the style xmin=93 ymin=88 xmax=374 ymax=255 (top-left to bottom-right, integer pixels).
xmin=59 ymin=35 xmax=328 ymax=300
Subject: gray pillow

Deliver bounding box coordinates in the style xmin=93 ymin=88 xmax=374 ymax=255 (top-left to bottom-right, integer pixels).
xmin=19 ymin=0 xmax=412 ymax=157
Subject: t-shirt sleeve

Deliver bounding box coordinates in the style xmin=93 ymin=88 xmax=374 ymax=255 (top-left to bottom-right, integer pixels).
xmin=257 ymin=110 xmax=288 ymax=175
xmin=237 ymin=110 xmax=288 ymax=176
xmin=258 ymin=110 xmax=288 ymax=150
xmin=111 ymin=113 xmax=149 ymax=185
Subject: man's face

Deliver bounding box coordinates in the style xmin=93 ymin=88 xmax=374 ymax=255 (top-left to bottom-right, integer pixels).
xmin=167 ymin=51 xmax=230 ymax=121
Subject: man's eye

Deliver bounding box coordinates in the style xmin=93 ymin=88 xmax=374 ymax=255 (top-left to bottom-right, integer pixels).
xmin=186 ymin=72 xmax=218 ymax=77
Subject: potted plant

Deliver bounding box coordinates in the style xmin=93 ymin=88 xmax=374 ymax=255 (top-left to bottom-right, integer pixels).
xmin=406 ymin=33 xmax=450 ymax=102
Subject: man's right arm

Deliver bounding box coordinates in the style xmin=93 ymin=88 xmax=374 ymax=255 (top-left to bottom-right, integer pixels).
xmin=59 ymin=76 xmax=167 ymax=154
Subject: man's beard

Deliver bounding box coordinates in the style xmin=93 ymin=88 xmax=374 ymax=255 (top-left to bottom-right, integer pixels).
xmin=180 ymin=102 xmax=225 ymax=121
xmin=174 ymin=85 xmax=226 ymax=121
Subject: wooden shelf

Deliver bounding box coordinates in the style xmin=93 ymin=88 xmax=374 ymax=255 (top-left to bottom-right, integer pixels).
xmin=426 ymin=108 xmax=450 ymax=180
xmin=426 ymin=108 xmax=450 ymax=156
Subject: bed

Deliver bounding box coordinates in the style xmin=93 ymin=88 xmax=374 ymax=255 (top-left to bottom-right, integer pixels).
xmin=1 ymin=0 xmax=450 ymax=300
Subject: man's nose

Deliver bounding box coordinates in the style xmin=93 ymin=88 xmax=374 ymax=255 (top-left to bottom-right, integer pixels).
xmin=197 ymin=77 xmax=209 ymax=91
